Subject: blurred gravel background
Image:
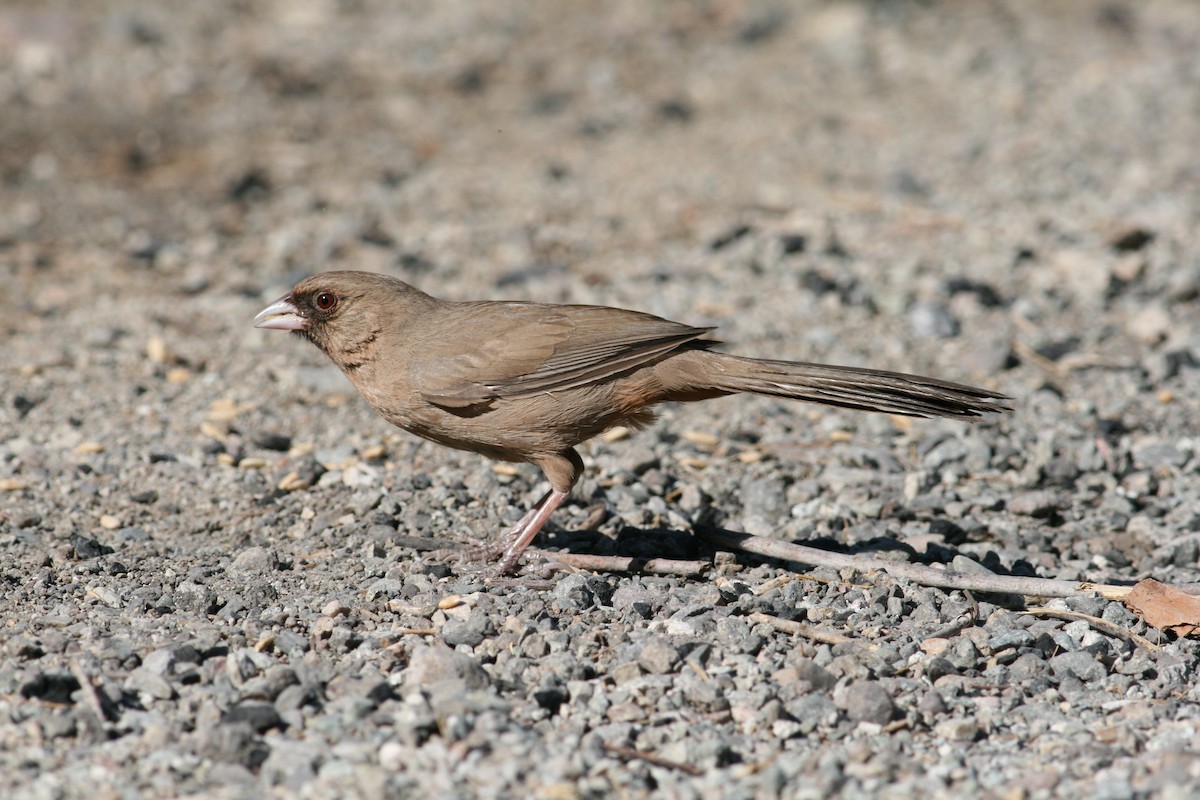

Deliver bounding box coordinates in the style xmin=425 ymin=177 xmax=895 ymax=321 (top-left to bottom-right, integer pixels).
xmin=3 ymin=2 xmax=1200 ymax=798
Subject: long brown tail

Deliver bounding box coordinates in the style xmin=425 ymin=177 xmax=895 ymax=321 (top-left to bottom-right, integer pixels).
xmin=706 ymin=353 xmax=1009 ymax=419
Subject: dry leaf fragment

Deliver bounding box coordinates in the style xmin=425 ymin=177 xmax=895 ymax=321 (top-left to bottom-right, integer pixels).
xmin=1124 ymin=578 xmax=1200 ymax=637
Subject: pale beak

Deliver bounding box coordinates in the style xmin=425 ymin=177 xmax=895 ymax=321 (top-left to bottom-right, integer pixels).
xmin=253 ymin=296 xmax=308 ymax=331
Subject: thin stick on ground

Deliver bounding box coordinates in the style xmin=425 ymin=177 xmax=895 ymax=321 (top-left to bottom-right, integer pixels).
xmin=747 ymin=611 xmax=855 ymax=646
xmin=1023 ymin=607 xmax=1162 ymax=653
xmin=69 ymin=658 xmax=111 ymax=739
xmin=531 ymin=550 xmax=710 ymax=576
xmin=925 ymin=590 xmax=980 ymax=640
xmin=695 ymin=526 xmax=1200 ymax=601
xmin=602 ymin=743 xmax=704 ymax=776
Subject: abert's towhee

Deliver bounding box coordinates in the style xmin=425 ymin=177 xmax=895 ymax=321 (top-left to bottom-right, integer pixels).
xmin=255 ymin=271 xmax=1008 ymax=575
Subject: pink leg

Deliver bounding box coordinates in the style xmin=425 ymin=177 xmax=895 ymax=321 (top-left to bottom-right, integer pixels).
xmin=440 ymin=449 xmax=583 ymax=577
xmin=445 ymin=490 xmax=551 ymax=563
xmin=492 ymin=488 xmax=570 ymax=575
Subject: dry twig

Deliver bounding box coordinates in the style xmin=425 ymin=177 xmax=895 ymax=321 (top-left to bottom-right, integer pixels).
xmin=531 ymin=549 xmax=709 ymax=576
xmin=696 ymin=526 xmax=1200 ymax=600
xmin=925 ymin=590 xmax=980 ymax=639
xmin=1023 ymin=607 xmax=1162 ymax=653
xmin=747 ymin=611 xmax=854 ymax=646
xmin=602 ymin=743 xmax=704 ymax=776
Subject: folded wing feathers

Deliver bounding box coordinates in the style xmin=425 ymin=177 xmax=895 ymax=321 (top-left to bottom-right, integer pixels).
xmin=487 ymin=325 xmax=715 ymax=397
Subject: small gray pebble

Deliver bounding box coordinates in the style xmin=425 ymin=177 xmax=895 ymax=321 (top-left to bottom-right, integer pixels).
xmin=404 ymin=644 xmax=489 ymax=691
xmin=923 ymin=656 xmax=957 ymax=682
xmin=1007 ymin=490 xmax=1067 ymax=517
xmin=1130 ymin=438 xmax=1187 ymax=469
xmin=618 ymin=445 xmax=660 ymax=475
xmin=441 ymin=614 xmax=492 ymax=648
xmin=611 ymin=585 xmax=659 ymax=616
xmin=740 ymin=474 xmax=787 ymax=518
xmin=1008 ymin=653 xmax=1050 ymax=681
xmin=259 ymin=740 xmax=323 ymax=791
xmin=199 ymin=723 xmax=268 ymax=769
xmin=677 ymin=484 xmax=706 ymax=513
xmin=141 ymin=648 xmax=177 ymax=676
xmin=838 ymin=680 xmax=896 ymax=724
xmin=946 ymin=638 xmax=981 ymax=671
xmin=229 ymin=546 xmax=280 ymax=574
xmin=366 ymin=578 xmax=406 ymax=600
xmin=918 ymin=689 xmax=948 ymax=716
xmin=124 ymin=667 xmax=175 ymax=700
xmin=172 ymin=581 xmax=216 ymax=614
xmin=239 ymin=665 xmax=299 ymax=702
xmin=936 ymin=716 xmax=979 ymax=741
xmin=13 ymin=511 xmax=42 ymax=528
xmin=114 ymin=526 xmax=150 ymax=542
xmin=909 ymin=302 xmax=960 ymax=339
xmin=1048 ymin=650 xmax=1107 ymax=682
xmin=554 ymin=574 xmax=609 ymax=610
xmin=636 ymin=636 xmax=682 ymax=674
xmin=988 ymin=630 xmax=1035 ymax=652
xmin=922 ymin=438 xmax=968 ymax=470
xmin=222 ymin=702 xmax=284 ymax=733
xmin=791 ymin=659 xmax=837 ymax=692
xmin=785 ymin=692 xmax=839 ymax=734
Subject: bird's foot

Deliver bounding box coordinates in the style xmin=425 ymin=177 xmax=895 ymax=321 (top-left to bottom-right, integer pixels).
xmin=430 ymin=542 xmax=569 ymax=580
xmin=427 ymin=488 xmax=569 ymax=578
xmin=429 ymin=535 xmax=517 ymax=567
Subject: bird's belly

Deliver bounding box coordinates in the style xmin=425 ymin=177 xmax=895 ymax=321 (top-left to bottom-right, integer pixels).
xmin=387 ymin=385 xmax=653 ymax=462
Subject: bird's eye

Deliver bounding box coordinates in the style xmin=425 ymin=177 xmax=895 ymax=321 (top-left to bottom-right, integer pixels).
xmin=314 ymin=291 xmax=338 ymax=312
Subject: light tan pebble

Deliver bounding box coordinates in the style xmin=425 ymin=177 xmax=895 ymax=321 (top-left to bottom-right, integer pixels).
xmin=602 ymin=426 xmax=630 ymax=443
xmin=277 ymin=472 xmax=307 ymax=491
xmin=75 ymin=441 xmax=105 ymax=455
xmin=341 ymin=462 xmax=379 ymax=487
xmin=921 ymin=637 xmax=950 ymax=656
xmin=378 ymin=742 xmax=406 ymax=772
xmin=737 ymin=449 xmax=763 ymax=464
xmin=207 ymin=398 xmax=240 ymax=421
xmin=146 ymin=336 xmax=169 ymax=364
xmin=87 ymin=586 xmax=121 ymax=607
xmin=681 ymin=430 xmax=719 ymax=449
xmin=200 ymin=421 xmax=227 ymax=439
xmin=360 ymin=444 xmax=387 ymax=461
xmin=99 ymin=515 xmax=120 ymax=530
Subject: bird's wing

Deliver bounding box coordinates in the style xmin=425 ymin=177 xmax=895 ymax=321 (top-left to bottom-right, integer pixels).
xmin=415 ymin=302 xmax=716 ymax=409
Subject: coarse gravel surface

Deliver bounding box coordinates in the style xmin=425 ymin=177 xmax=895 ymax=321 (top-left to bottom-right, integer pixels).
xmin=4 ymin=2 xmax=1200 ymax=798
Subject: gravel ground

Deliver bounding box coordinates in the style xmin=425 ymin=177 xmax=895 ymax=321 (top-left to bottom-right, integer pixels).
xmin=4 ymin=2 xmax=1200 ymax=798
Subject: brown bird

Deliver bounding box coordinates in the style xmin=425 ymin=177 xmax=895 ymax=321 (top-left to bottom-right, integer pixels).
xmin=255 ymin=271 xmax=1008 ymax=575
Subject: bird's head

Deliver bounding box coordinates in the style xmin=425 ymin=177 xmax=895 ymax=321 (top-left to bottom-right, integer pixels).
xmin=253 ymin=271 xmax=427 ymax=364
